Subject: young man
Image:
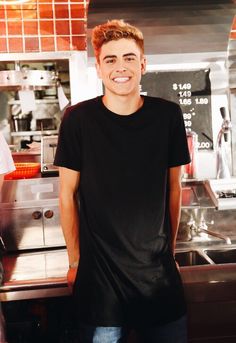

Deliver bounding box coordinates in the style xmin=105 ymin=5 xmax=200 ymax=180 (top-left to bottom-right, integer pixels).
xmin=54 ymin=19 xmax=190 ymax=343
xmin=0 ymin=131 xmax=15 ymax=343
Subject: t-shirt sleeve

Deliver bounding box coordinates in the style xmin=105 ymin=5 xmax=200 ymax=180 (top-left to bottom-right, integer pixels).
xmin=54 ymin=107 xmax=81 ymax=171
xmin=168 ymin=104 xmax=191 ymax=168
xmin=0 ymin=132 xmax=15 ymax=174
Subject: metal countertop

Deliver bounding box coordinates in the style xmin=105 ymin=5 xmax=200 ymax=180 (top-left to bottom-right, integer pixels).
xmin=0 ymin=248 xmax=70 ymax=301
xmin=1 ymin=246 xmax=236 ymax=303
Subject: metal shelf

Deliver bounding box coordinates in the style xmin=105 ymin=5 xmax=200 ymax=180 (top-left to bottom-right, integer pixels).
xmin=8 ymin=99 xmax=59 ymax=105
xmin=11 ymin=130 xmax=58 ymax=137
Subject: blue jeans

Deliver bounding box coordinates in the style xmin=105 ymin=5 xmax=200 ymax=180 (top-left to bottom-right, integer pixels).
xmin=78 ymin=315 xmax=187 ymax=343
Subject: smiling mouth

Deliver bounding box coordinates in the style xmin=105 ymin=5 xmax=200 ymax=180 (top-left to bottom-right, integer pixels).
xmin=113 ymin=77 xmax=130 ymax=83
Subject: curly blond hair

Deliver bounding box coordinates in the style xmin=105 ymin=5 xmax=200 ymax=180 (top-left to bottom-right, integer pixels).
xmin=91 ymin=19 xmax=144 ymax=61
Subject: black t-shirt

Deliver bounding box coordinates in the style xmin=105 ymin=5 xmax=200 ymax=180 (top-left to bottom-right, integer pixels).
xmin=54 ymin=96 xmax=190 ymax=327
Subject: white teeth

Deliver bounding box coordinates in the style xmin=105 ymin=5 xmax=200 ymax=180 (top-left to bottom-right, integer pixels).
xmin=113 ymin=77 xmax=130 ymax=83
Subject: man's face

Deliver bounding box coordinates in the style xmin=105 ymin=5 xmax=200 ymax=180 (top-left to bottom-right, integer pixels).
xmin=96 ymin=38 xmax=146 ymax=98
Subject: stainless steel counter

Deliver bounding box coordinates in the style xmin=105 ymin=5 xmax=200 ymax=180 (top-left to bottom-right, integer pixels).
xmin=1 ymin=243 xmax=236 ymax=303
xmin=1 ymin=177 xmax=236 ymax=306
xmin=0 ymin=248 xmax=70 ymax=301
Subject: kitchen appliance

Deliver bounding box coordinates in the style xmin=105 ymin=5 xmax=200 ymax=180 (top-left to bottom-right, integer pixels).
xmin=41 ymin=135 xmax=59 ymax=176
xmin=216 ymin=107 xmax=232 ymax=179
xmin=36 ymin=118 xmax=56 ymax=131
xmin=12 ymin=112 xmax=32 ymax=132
xmin=0 ymin=69 xmax=58 ymax=91
xmin=12 ymin=118 xmax=31 ymax=132
xmin=0 ymin=177 xmax=68 ymax=302
xmin=205 ymin=178 xmax=236 ymax=210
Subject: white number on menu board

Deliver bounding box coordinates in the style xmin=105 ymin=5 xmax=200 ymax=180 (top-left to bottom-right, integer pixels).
xmin=172 ymin=83 xmax=192 ymax=90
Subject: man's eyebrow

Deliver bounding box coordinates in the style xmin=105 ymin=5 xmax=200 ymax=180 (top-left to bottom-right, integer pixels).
xmin=102 ymin=53 xmax=138 ymax=61
xmin=123 ymin=53 xmax=137 ymax=57
xmin=103 ymin=55 xmax=117 ymax=61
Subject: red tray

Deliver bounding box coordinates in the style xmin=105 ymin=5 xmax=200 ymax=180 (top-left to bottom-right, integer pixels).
xmin=4 ymin=163 xmax=41 ymax=180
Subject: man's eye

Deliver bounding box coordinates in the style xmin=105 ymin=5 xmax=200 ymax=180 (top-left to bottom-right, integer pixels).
xmin=125 ymin=57 xmax=135 ymax=62
xmin=106 ymin=59 xmax=115 ymax=64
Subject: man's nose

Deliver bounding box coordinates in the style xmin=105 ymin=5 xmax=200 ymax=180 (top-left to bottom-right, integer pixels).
xmin=115 ymin=60 xmax=127 ymax=72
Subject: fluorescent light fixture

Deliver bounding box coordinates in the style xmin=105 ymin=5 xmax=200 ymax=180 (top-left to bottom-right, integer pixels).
xmin=0 ymin=0 xmax=30 ymax=5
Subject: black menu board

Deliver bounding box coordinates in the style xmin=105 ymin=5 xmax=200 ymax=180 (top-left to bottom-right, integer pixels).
xmin=140 ymin=69 xmax=213 ymax=150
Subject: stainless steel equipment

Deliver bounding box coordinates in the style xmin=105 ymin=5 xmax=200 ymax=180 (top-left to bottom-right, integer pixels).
xmin=41 ymin=135 xmax=59 ymax=176
xmin=0 ymin=177 xmax=64 ymax=251
xmin=0 ymin=70 xmax=58 ymax=91
xmin=216 ymin=107 xmax=232 ymax=179
xmin=0 ymin=177 xmax=68 ymax=301
xmin=228 ymin=15 xmax=236 ymax=176
xmin=205 ymin=178 xmax=236 ymax=210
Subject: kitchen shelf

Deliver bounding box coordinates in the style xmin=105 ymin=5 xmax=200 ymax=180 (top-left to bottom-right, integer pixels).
xmin=8 ymin=99 xmax=59 ymax=105
xmin=11 ymin=130 xmax=58 ymax=137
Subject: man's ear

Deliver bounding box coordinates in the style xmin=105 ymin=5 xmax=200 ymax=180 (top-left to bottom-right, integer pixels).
xmin=95 ymin=61 xmax=102 ymax=79
xmin=141 ymin=56 xmax=147 ymax=75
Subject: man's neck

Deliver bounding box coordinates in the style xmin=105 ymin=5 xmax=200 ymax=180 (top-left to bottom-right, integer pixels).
xmin=102 ymin=93 xmax=144 ymax=116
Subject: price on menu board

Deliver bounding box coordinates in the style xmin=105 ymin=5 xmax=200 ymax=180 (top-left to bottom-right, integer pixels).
xmin=140 ymin=69 xmax=212 ymax=150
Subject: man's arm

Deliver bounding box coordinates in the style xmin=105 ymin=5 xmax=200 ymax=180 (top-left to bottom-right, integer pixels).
xmin=0 ymin=175 xmax=4 ymax=191
xmin=58 ymin=167 xmax=80 ymax=287
xmin=168 ymin=165 xmax=183 ymax=255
